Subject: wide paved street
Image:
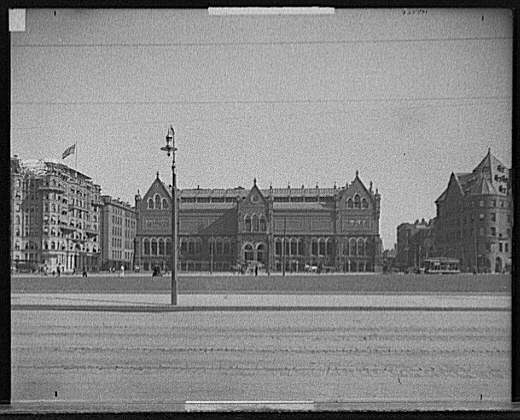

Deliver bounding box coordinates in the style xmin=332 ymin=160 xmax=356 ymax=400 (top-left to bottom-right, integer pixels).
xmin=12 ymin=305 xmax=510 ymax=408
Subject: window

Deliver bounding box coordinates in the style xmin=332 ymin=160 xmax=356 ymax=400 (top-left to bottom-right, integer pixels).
xmin=362 ymin=198 xmax=368 ymax=209
xmin=354 ymin=195 xmax=361 ymax=209
xmin=479 ymin=200 xmax=484 ymax=207
xmin=350 ymin=239 xmax=357 ymax=256
xmin=319 ymin=240 xmax=325 ymax=256
xmin=491 ymin=213 xmax=496 ymax=222
xmin=347 ymin=198 xmax=353 ymax=208
xmin=311 ymin=240 xmax=318 ymax=256
xmin=499 ymin=243 xmax=503 ymax=252
xmin=275 ymin=240 xmax=281 ymax=256
xmin=223 ymin=241 xmax=230 ymax=255
xmin=188 ymin=241 xmax=194 ymax=254
xmin=492 ymin=200 xmax=496 ymax=207
xmin=151 ymin=239 xmax=157 ymax=255
xmin=479 ymin=214 xmax=484 ymax=221
xmin=216 ymin=241 xmax=223 ymax=255
xmin=343 ymin=239 xmax=349 ymax=255
xmin=259 ymin=216 xmax=266 ymax=232
xmin=245 ymin=216 xmax=251 ymax=232
xmin=505 ymin=243 xmax=509 ymax=252
xmin=252 ymin=215 xmax=259 ymax=232
xmin=162 ymin=199 xmax=169 ymax=209
xmin=148 ymin=199 xmax=154 ymax=209
xmin=358 ymin=239 xmax=365 ymax=256
xmin=166 ymin=240 xmax=172 ymax=255
xmin=158 ymin=239 xmax=164 ymax=255
xmin=155 ymin=195 xmax=161 ymax=209
xmin=290 ymin=240 xmax=297 ymax=256
xmin=298 ymin=241 xmax=303 ymax=256
xmin=490 ymin=227 xmax=496 ymax=236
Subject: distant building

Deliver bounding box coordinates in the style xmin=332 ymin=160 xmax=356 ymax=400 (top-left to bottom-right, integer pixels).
xmin=10 ymin=156 xmax=102 ymax=273
xmin=382 ymin=246 xmax=397 ymax=272
xmin=134 ymin=171 xmax=383 ymax=273
xmin=434 ymin=149 xmax=512 ymax=273
xmin=395 ymin=219 xmax=435 ymax=271
xmin=99 ymin=195 xmax=137 ymax=271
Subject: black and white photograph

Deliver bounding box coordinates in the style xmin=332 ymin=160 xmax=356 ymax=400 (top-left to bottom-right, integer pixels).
xmin=8 ymin=7 xmax=514 ymax=412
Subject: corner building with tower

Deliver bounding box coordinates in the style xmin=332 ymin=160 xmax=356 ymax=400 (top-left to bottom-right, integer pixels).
xmin=134 ymin=172 xmax=382 ymax=273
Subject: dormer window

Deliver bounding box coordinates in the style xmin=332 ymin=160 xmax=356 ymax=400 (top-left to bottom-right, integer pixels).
xmin=148 ymin=199 xmax=154 ymax=209
xmin=362 ymin=198 xmax=368 ymax=209
xmin=162 ymin=198 xmax=169 ymax=209
xmin=155 ymin=194 xmax=161 ymax=209
xmin=354 ymin=194 xmax=361 ymax=209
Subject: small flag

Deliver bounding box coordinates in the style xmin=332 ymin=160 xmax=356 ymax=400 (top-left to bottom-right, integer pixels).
xmin=62 ymin=144 xmax=75 ymax=159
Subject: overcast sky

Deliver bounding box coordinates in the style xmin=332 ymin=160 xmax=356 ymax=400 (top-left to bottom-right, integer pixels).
xmin=10 ymin=8 xmax=512 ymax=248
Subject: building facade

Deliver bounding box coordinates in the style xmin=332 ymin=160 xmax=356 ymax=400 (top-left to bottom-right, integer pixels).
xmin=434 ymin=150 xmax=512 ymax=273
xmin=134 ymin=171 xmax=382 ymax=273
xmin=395 ymin=219 xmax=435 ymax=271
xmin=99 ymin=195 xmax=137 ymax=271
xmin=10 ymin=156 xmax=102 ymax=273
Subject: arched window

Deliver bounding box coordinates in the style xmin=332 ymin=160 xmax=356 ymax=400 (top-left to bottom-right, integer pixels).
xmin=275 ymin=239 xmax=282 ymax=256
xmin=290 ymin=239 xmax=297 ymax=256
xmin=350 ymin=238 xmax=357 ymax=256
xmin=285 ymin=239 xmax=290 ymax=257
xmin=347 ymin=198 xmax=353 ymax=208
xmin=148 ymin=199 xmax=154 ymax=209
xmin=354 ymin=194 xmax=361 ymax=209
xmin=15 ymin=215 xmax=20 ymax=225
xmin=326 ymin=239 xmax=333 ymax=256
xmin=51 ymin=241 xmax=56 ymax=250
xmin=245 ymin=215 xmax=251 ymax=232
xmin=343 ymin=239 xmax=349 ymax=255
xmin=162 ymin=198 xmax=169 ymax=209
xmin=195 ymin=239 xmax=202 ymax=254
xmin=358 ymin=238 xmax=365 ymax=256
xmin=158 ymin=239 xmax=164 ymax=255
xmin=298 ymin=240 xmax=303 ymax=256
xmin=188 ymin=240 xmax=194 ymax=254
xmin=155 ymin=195 xmax=161 ymax=209
xmin=259 ymin=216 xmax=266 ymax=232
xmin=256 ymin=243 xmax=266 ymax=264
xmin=166 ymin=239 xmax=172 ymax=255
xmin=362 ymin=198 xmax=368 ymax=209
xmin=319 ymin=239 xmax=325 ymax=256
xmin=151 ymin=239 xmax=157 ymax=255
xmin=311 ymin=239 xmax=318 ymax=255
xmin=252 ymin=215 xmax=259 ymax=232
xmin=244 ymin=243 xmax=254 ymax=261
xmin=216 ymin=240 xmax=223 ymax=255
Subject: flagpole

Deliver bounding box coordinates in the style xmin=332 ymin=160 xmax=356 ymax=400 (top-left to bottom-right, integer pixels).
xmin=75 ymin=141 xmax=77 ymax=172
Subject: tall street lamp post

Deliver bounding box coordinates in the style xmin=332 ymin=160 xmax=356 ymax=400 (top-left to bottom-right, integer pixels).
xmin=161 ymin=126 xmax=178 ymax=305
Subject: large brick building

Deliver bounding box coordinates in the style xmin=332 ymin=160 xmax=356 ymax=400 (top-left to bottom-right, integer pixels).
xmin=395 ymin=218 xmax=435 ymax=271
xmin=10 ymin=156 xmax=102 ymax=273
xmin=99 ymin=195 xmax=137 ymax=271
xmin=134 ymin=171 xmax=382 ymax=273
xmin=434 ymin=149 xmax=512 ymax=273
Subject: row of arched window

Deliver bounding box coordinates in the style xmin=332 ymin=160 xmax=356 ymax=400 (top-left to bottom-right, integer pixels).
xmin=347 ymin=194 xmax=369 ymax=209
xmin=143 ymin=237 xmax=172 ymax=256
xmin=147 ymin=194 xmax=170 ymax=210
xmin=244 ymin=214 xmax=267 ymax=232
xmin=272 ymin=237 xmax=369 ymax=257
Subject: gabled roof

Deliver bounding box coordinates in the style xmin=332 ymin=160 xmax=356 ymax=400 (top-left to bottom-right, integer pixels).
xmin=143 ymin=173 xmax=172 ymax=200
xmin=437 ymin=150 xmax=509 ymax=200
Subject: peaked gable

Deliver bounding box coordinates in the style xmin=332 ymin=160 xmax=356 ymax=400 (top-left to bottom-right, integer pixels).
xmin=445 ymin=173 xmax=465 ymax=200
xmin=241 ymin=180 xmax=267 ymax=206
xmin=142 ymin=175 xmax=172 ymax=202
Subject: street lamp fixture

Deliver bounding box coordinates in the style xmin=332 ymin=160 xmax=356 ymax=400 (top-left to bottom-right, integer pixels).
xmin=161 ymin=126 xmax=178 ymax=305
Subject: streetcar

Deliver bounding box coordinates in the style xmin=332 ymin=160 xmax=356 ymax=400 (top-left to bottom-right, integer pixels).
xmin=423 ymin=258 xmax=461 ymax=274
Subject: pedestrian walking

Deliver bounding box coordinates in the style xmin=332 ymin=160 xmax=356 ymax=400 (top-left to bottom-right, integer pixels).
xmin=56 ymin=265 xmax=61 ymax=277
xmin=255 ymin=265 xmax=258 ymax=276
xmin=120 ymin=264 xmax=125 ymax=277
xmin=82 ymin=268 xmax=88 ymax=278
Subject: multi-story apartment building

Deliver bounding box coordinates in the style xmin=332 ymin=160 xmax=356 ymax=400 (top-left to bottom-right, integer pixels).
xmin=434 ymin=149 xmax=512 ymax=273
xmin=134 ymin=171 xmax=382 ymax=273
xmin=99 ymin=195 xmax=137 ymax=271
xmin=395 ymin=218 xmax=435 ymax=271
xmin=10 ymin=156 xmax=102 ymax=273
